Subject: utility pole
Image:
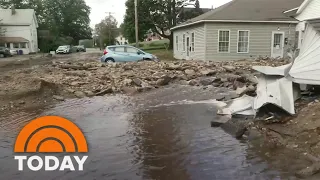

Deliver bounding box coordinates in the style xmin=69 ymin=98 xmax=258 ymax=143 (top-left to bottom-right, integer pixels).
xmin=134 ymin=0 xmax=139 ymax=47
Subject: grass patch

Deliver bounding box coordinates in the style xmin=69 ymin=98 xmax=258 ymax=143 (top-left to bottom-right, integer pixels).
xmin=140 ymin=39 xmax=169 ymax=46
xmin=141 ymin=46 xmax=166 ymax=51
xmin=131 ymin=39 xmax=174 ymax=61
xmin=144 ymin=49 xmax=175 ymax=61
xmin=132 ymin=39 xmax=170 ymax=51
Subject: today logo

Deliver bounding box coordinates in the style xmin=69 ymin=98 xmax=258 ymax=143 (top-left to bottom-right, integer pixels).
xmin=14 ymin=116 xmax=88 ymax=171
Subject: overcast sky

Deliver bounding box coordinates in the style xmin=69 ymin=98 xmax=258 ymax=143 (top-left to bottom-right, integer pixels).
xmin=85 ymin=0 xmax=232 ymax=28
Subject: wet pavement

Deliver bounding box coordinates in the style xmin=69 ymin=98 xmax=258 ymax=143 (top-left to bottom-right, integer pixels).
xmin=0 ymin=85 xmax=313 ymax=179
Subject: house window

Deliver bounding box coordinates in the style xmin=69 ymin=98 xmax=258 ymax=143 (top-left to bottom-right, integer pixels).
xmin=176 ymin=35 xmax=179 ymax=51
xmin=20 ymin=42 xmax=27 ymax=48
xmin=237 ymin=30 xmax=249 ymax=53
xmin=183 ymin=34 xmax=185 ymax=51
xmin=13 ymin=43 xmax=19 ymax=48
xmin=218 ymin=30 xmax=230 ymax=52
xmin=191 ymin=32 xmax=195 ymax=51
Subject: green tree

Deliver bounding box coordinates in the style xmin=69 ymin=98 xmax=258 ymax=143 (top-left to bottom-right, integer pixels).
xmin=94 ymin=15 xmax=118 ymax=48
xmin=178 ymin=0 xmax=203 ymax=23
xmin=123 ymin=0 xmax=201 ymax=49
xmin=119 ymin=23 xmax=125 ymax=36
xmin=122 ymin=0 xmax=153 ymax=43
xmin=41 ymin=0 xmax=92 ymax=44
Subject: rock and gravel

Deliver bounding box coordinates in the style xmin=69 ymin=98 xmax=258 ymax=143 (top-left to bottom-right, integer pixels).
xmin=0 ymin=57 xmax=289 ymax=114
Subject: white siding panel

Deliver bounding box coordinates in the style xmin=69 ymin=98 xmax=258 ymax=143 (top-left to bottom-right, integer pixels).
xmin=296 ymin=0 xmax=320 ymax=21
xmin=205 ymin=22 xmax=296 ymax=61
xmin=1 ymin=25 xmax=31 ymax=54
xmin=1 ymin=15 xmax=38 ymax=54
xmin=30 ymin=16 xmax=38 ymax=53
xmin=173 ymin=23 xmax=205 ymax=60
xmin=289 ymin=23 xmax=320 ymax=85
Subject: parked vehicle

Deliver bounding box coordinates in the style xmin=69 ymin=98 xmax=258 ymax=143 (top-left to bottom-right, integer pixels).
xmin=9 ymin=49 xmax=18 ymax=56
xmin=101 ymin=45 xmax=159 ymax=63
xmin=0 ymin=47 xmax=11 ymax=57
xmin=75 ymin=45 xmax=86 ymax=52
xmin=56 ymin=45 xmax=71 ymax=54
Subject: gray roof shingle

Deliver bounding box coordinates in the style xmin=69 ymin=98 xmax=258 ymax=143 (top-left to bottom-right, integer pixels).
xmin=172 ymin=0 xmax=304 ymax=30
xmin=0 ymin=9 xmax=35 ymax=25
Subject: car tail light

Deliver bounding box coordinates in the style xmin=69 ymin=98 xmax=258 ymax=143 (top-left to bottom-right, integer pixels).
xmin=103 ymin=49 xmax=108 ymax=55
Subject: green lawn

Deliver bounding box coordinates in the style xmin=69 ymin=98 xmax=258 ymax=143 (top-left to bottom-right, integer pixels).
xmin=131 ymin=39 xmax=175 ymax=61
xmin=144 ymin=49 xmax=174 ymax=61
xmin=132 ymin=39 xmax=170 ymax=51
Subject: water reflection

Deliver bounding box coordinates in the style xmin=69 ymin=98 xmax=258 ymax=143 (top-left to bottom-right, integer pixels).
xmin=0 ymin=90 xmax=312 ymax=179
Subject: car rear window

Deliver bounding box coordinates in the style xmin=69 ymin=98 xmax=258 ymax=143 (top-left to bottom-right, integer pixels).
xmin=108 ymin=47 xmax=115 ymax=51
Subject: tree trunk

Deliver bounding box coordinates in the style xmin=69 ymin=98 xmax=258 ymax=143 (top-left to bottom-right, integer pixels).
xmin=172 ymin=0 xmax=176 ymax=26
xmin=169 ymin=33 xmax=173 ymax=50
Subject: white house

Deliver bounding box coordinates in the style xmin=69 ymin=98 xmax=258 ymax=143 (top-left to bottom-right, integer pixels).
xmin=171 ymin=0 xmax=304 ymax=61
xmin=285 ymin=0 xmax=320 ymax=84
xmin=0 ymin=8 xmax=38 ymax=54
xmin=115 ymin=34 xmax=128 ymax=45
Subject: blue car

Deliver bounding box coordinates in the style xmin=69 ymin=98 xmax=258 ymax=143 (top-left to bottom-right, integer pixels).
xmin=100 ymin=45 xmax=159 ymax=63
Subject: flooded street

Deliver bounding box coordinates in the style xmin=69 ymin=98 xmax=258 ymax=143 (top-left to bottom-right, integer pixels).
xmin=0 ymin=86 xmax=310 ymax=179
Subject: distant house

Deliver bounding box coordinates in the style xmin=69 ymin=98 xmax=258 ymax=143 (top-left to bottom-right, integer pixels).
xmin=115 ymin=34 xmax=128 ymax=45
xmin=144 ymin=32 xmax=163 ymax=41
xmin=0 ymin=8 xmax=38 ymax=54
xmin=171 ymin=0 xmax=304 ymax=61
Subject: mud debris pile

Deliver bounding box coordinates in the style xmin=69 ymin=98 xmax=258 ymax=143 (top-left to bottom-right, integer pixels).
xmin=0 ymin=59 xmax=289 ymax=112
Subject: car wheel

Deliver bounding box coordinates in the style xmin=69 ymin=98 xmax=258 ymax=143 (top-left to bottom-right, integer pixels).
xmin=105 ymin=58 xmax=115 ymax=63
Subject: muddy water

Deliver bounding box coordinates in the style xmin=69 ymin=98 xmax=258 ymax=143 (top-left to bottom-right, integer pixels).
xmin=0 ymin=86 xmax=310 ymax=179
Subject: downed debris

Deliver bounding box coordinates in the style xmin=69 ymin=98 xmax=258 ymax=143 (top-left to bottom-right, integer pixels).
xmin=217 ymin=63 xmax=301 ymax=117
xmin=0 ymin=56 xmax=290 ymax=116
xmin=217 ymin=95 xmax=255 ymax=116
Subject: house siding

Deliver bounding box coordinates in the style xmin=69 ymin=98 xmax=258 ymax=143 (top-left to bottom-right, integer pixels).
xmin=1 ymin=25 xmax=31 ymax=54
xmin=296 ymin=0 xmax=320 ymax=21
xmin=0 ymin=12 xmax=38 ymax=54
xmin=296 ymin=21 xmax=306 ymax=49
xmin=30 ymin=15 xmax=38 ymax=53
xmin=205 ymin=22 xmax=296 ymax=61
xmin=173 ymin=23 xmax=205 ymax=60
